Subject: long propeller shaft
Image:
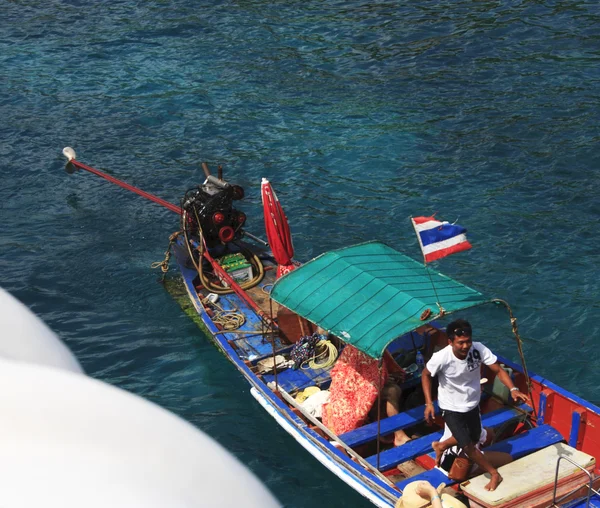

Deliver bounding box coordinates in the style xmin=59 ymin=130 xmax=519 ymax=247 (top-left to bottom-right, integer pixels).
xmin=67 ymin=157 xmax=181 ymax=215
xmin=63 ymin=148 xmax=274 ymax=327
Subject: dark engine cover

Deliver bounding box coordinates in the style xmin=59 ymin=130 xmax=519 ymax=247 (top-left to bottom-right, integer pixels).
xmin=181 ymin=176 xmax=245 ymax=247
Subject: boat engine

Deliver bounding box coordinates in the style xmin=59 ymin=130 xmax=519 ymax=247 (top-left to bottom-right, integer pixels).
xmin=181 ymin=173 xmax=246 ymax=247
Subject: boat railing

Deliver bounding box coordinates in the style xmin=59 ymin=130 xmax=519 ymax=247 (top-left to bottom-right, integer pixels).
xmin=551 ymin=454 xmax=599 ymax=507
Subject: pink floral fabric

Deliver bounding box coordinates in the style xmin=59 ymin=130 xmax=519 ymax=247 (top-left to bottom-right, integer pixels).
xmin=322 ymin=346 xmax=390 ymax=435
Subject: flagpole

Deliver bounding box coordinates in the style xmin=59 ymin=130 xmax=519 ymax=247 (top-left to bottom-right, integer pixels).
xmin=411 ymin=217 xmax=446 ymax=316
xmin=425 ymin=266 xmax=446 ymax=315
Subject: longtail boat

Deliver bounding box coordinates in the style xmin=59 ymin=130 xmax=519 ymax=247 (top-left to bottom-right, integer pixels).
xmin=63 ymin=147 xmax=600 ymax=508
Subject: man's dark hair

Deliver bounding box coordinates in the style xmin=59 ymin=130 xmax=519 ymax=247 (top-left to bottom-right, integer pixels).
xmin=446 ymin=319 xmax=472 ymax=340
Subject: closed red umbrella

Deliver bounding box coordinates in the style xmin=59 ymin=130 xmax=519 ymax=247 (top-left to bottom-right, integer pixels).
xmin=261 ymin=178 xmax=295 ymax=278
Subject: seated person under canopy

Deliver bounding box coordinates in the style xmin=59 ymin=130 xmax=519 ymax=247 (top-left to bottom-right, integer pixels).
xmin=323 ymin=345 xmax=411 ymax=446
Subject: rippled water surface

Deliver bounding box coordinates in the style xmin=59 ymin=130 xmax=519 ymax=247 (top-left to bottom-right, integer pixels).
xmin=2 ymin=1 xmax=600 ymax=506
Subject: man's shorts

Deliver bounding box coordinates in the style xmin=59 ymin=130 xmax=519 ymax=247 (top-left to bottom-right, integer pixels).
xmin=441 ymin=405 xmax=482 ymax=449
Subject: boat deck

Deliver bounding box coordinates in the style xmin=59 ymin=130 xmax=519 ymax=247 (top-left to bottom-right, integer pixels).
xmin=244 ymin=265 xmax=279 ymax=315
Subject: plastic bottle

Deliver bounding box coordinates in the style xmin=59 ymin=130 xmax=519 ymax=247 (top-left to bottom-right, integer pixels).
xmin=415 ymin=350 xmax=425 ymax=373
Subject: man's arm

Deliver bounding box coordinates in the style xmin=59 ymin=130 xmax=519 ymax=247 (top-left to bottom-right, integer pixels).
xmin=421 ymin=366 xmax=436 ymax=423
xmin=487 ymin=362 xmax=530 ymax=404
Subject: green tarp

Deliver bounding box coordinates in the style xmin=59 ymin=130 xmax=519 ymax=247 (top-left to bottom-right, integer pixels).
xmin=270 ymin=241 xmax=491 ymax=359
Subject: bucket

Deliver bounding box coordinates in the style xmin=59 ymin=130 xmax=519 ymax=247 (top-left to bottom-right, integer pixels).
xmin=492 ymin=365 xmax=513 ymax=403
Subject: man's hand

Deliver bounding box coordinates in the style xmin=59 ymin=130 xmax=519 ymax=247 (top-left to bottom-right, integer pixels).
xmin=510 ymin=388 xmax=530 ymax=404
xmin=421 ymin=366 xmax=435 ymax=424
xmin=414 ymin=480 xmax=438 ymax=500
xmin=424 ymin=403 xmax=435 ymax=424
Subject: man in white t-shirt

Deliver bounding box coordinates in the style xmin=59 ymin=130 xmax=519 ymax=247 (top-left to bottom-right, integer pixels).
xmin=421 ymin=319 xmax=529 ymax=491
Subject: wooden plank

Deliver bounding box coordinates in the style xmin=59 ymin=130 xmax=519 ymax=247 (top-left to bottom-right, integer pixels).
xmin=339 ymin=401 xmax=440 ymax=448
xmin=479 ymin=403 xmax=532 ymax=428
xmin=483 ymin=424 xmax=564 ymax=459
xmin=367 ymin=404 xmax=532 ymax=472
xmin=340 ymin=393 xmax=498 ymax=449
xmin=537 ymin=389 xmax=553 ymax=425
xmin=367 ymin=430 xmax=444 ymax=471
xmin=569 ymin=409 xmax=586 ymax=449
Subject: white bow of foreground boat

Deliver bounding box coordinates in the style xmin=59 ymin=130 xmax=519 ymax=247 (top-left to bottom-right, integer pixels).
xmin=0 ymin=287 xmax=279 ymax=508
xmin=0 ymin=287 xmax=83 ymax=373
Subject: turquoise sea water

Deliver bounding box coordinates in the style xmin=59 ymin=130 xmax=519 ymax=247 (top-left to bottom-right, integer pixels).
xmin=1 ymin=1 xmax=600 ymax=506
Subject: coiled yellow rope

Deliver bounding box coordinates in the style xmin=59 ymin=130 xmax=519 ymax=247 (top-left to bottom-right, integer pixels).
xmin=202 ymin=297 xmax=246 ymax=330
xmin=302 ymin=340 xmax=338 ymax=370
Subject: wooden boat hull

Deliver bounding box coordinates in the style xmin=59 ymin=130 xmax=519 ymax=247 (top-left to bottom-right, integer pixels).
xmin=168 ymin=236 xmax=600 ymax=507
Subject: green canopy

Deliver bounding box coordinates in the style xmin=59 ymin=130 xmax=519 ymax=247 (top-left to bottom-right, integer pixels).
xmin=270 ymin=241 xmax=491 ymax=359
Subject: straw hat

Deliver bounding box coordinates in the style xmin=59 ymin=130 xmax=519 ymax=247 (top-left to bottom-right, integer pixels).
xmin=394 ymin=481 xmax=468 ymax=508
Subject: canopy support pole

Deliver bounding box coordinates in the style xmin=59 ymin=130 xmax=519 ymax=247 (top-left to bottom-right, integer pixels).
xmin=376 ymin=359 xmax=383 ymax=470
xmin=268 ymin=298 xmax=278 ymax=390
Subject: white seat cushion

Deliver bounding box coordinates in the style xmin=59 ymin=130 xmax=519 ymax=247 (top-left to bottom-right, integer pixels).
xmin=461 ymin=442 xmax=595 ymax=507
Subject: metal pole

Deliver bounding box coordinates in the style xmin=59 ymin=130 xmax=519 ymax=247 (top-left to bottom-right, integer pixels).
xmin=410 ymin=217 xmax=445 ymax=315
xmin=493 ymin=298 xmax=538 ymax=421
xmin=67 ymin=158 xmax=181 ymax=215
xmin=241 ymin=230 xmax=269 ymax=246
xmin=269 ymin=298 xmax=278 ymax=389
xmin=376 ymin=359 xmax=383 ymax=470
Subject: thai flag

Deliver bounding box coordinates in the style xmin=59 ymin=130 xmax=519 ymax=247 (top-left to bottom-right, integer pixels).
xmin=411 ymin=216 xmax=472 ymax=263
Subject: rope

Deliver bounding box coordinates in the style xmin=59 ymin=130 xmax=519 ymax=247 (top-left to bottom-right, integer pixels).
xmin=151 ymin=231 xmax=182 ymax=274
xmin=202 ymin=297 xmax=246 ymax=330
xmin=493 ymin=298 xmax=538 ymax=422
xmin=301 ymin=339 xmax=338 ymax=370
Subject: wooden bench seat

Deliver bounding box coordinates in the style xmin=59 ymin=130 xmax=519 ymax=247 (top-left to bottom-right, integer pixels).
xmin=395 ymin=423 xmax=563 ymax=490
xmin=366 ymin=404 xmax=532 ymax=472
xmin=339 ymin=401 xmax=440 ymax=448
xmin=340 ymin=392 xmax=496 ymax=449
